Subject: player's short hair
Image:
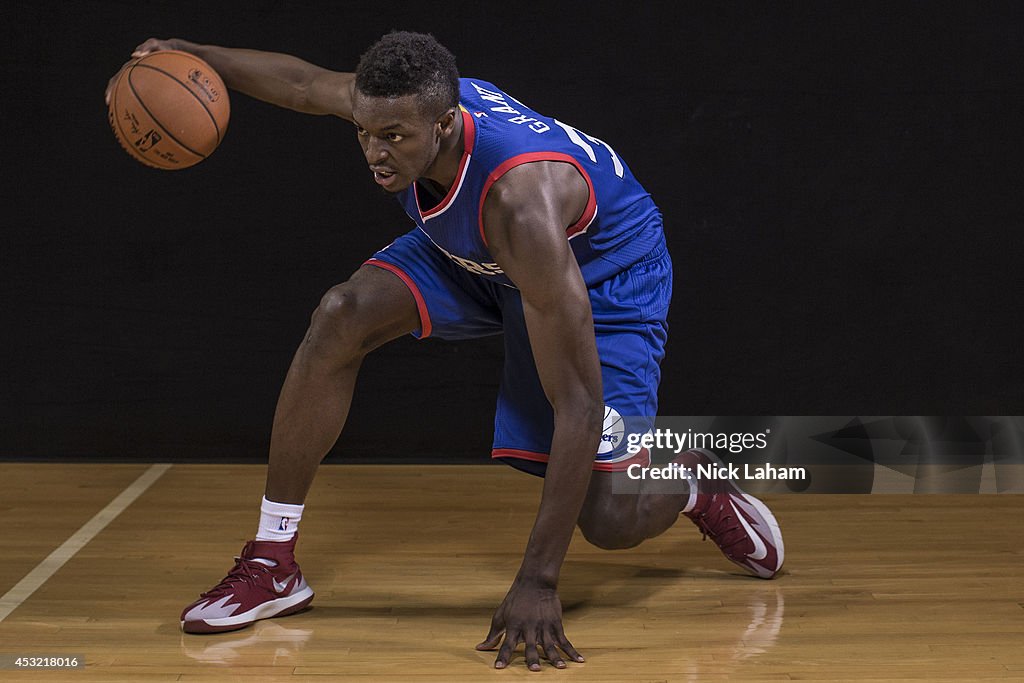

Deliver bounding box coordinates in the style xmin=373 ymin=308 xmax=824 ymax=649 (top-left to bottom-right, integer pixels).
xmin=355 ymin=31 xmax=460 ymax=118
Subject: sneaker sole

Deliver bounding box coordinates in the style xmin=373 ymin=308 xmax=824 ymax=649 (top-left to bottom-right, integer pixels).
xmin=181 ymin=586 xmax=315 ymax=634
xmin=692 ymin=448 xmax=785 ymax=579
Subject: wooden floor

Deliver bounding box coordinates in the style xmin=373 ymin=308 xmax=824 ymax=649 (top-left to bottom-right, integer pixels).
xmin=2 ymin=463 xmax=1023 ymax=681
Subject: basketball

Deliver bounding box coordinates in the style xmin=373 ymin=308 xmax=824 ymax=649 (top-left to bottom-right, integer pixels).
xmin=107 ymin=50 xmax=230 ymax=170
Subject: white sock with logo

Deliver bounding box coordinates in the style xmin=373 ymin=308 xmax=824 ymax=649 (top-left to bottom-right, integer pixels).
xmin=255 ymin=496 xmax=304 ymax=543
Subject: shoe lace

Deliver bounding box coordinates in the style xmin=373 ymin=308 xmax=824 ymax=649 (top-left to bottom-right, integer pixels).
xmin=691 ymin=495 xmax=749 ymax=556
xmin=200 ymin=556 xmax=272 ymax=599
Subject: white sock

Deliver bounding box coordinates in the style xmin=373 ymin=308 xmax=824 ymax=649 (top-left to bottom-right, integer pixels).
xmin=681 ymin=472 xmax=699 ymax=513
xmin=681 ymin=487 xmax=698 ymax=514
xmin=255 ymin=496 xmax=304 ymax=542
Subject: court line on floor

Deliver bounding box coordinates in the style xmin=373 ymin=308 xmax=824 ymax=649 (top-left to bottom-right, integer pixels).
xmin=0 ymin=463 xmax=172 ymax=623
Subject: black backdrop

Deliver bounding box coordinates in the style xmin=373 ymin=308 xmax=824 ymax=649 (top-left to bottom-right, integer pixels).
xmin=2 ymin=2 xmax=1021 ymax=462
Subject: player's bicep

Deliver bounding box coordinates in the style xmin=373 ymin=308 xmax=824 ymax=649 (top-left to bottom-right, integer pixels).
xmin=484 ymin=165 xmax=601 ymax=407
xmin=483 ymin=162 xmax=589 ymax=307
xmin=303 ymin=70 xmax=356 ymax=119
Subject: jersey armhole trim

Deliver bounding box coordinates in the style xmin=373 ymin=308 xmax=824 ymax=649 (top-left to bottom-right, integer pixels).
xmin=477 ymin=152 xmax=597 ymax=246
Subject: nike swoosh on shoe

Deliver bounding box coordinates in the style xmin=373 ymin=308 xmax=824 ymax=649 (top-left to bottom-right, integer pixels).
xmin=273 ymin=573 xmax=297 ymax=594
xmin=731 ymin=500 xmax=769 ymax=561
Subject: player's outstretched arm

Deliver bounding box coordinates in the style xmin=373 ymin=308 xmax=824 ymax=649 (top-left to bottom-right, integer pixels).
xmin=476 ymin=161 xmax=602 ymax=671
xmin=106 ymin=38 xmax=356 ymax=120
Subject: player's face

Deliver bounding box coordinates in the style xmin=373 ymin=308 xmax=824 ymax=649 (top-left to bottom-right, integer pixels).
xmin=351 ymin=91 xmax=447 ymax=193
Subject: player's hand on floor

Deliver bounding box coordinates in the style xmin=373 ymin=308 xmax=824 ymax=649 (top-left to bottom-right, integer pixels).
xmin=476 ymin=578 xmax=584 ymax=671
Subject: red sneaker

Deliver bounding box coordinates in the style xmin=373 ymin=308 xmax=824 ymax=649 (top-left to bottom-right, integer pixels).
xmin=180 ymin=536 xmax=314 ymax=634
xmin=678 ymin=449 xmax=785 ymax=579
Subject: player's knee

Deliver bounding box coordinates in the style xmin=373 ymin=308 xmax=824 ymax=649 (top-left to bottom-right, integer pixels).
xmin=580 ymin=523 xmax=644 ymax=550
xmin=307 ymin=284 xmax=373 ymax=359
xmin=315 ymin=285 xmax=357 ymax=322
xmin=578 ymin=504 xmax=645 ymax=550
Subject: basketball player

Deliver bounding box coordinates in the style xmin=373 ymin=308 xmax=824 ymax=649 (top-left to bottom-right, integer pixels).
xmin=108 ymin=32 xmax=784 ymax=670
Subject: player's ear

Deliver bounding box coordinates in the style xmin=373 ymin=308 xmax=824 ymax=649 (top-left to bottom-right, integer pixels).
xmin=436 ymin=108 xmax=457 ymax=138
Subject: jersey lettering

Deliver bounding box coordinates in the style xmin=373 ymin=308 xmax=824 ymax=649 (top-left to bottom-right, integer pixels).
xmin=471 ymin=82 xmax=550 ymax=133
xmin=434 ymin=239 xmax=504 ymax=276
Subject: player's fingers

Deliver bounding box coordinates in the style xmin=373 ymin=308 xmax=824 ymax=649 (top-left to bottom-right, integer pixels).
xmin=543 ymin=627 xmax=567 ymax=669
xmin=555 ymin=625 xmax=585 ymax=663
xmin=475 ymin=631 xmax=503 ymax=650
xmin=131 ymin=37 xmax=167 ymax=58
xmin=475 ymin=614 xmax=505 ymax=650
xmin=494 ymin=628 xmax=520 ymax=670
xmin=132 ymin=38 xmax=156 ymax=58
xmin=524 ymin=629 xmax=541 ymax=672
xmin=524 ymin=643 xmax=540 ymax=671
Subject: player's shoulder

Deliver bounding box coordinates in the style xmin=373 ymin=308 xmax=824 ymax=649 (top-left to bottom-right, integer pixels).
xmin=460 ymin=79 xmax=549 ymax=160
xmin=483 ymin=158 xmax=590 ymax=229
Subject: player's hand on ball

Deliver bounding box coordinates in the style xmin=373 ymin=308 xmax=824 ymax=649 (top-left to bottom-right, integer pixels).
xmin=476 ymin=578 xmax=584 ymax=671
xmin=131 ymin=37 xmax=180 ymax=59
xmin=104 ymin=38 xmax=178 ymax=106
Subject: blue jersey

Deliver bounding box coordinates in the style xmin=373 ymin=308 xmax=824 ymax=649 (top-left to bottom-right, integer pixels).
xmin=395 ymin=78 xmax=665 ymax=288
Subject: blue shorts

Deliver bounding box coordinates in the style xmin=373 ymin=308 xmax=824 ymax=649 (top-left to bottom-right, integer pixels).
xmin=366 ymin=228 xmax=671 ymax=476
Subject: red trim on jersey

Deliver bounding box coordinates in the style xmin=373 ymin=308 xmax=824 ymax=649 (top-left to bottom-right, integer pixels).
xmin=415 ymin=109 xmax=476 ymax=221
xmin=492 ymin=448 xmax=550 ymax=463
xmin=363 ymin=259 xmax=432 ymax=339
xmin=478 ymin=152 xmax=597 ymax=246
xmin=491 ymin=447 xmax=651 ymax=472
